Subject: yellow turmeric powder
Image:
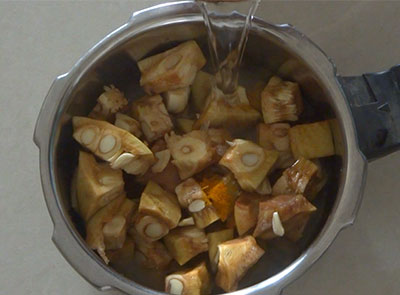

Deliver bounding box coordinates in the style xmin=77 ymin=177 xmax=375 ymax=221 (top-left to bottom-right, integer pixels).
xmin=200 ymin=174 xmax=239 ymax=221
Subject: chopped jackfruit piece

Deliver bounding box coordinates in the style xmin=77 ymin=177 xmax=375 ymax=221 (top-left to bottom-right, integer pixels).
xmin=253 ymin=194 xmax=316 ymax=239
xmin=215 ymin=236 xmax=264 ymax=292
xmin=89 ymin=85 xmax=128 ymax=121
xmin=164 ymin=226 xmax=208 ymax=266
xmin=191 ymin=71 xmax=214 ymax=112
xmin=272 ymin=158 xmax=318 ymax=196
xmin=193 ymin=88 xmax=261 ymax=129
xmin=138 ymin=181 xmax=181 ymax=229
xmin=219 ymin=139 xmax=279 ymax=192
xmin=165 ymin=262 xmax=211 ymax=295
xmin=138 ymin=41 xmax=206 ymax=94
xmin=131 ymin=95 xmax=173 ymax=143
xmin=207 ymin=229 xmax=234 ymax=272
xmin=76 ymin=151 xmax=124 ymax=221
xmin=289 ymin=120 xmax=335 ymax=159
xmin=86 ymin=194 xmax=126 ymax=264
xmin=73 ymin=116 xmax=154 ymax=175
xmin=166 ymin=130 xmax=215 ymax=179
xmin=261 ymin=76 xmax=303 ymax=124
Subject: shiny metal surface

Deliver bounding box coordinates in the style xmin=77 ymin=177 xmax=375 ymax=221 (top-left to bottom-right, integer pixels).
xmin=34 ymin=1 xmax=367 ymax=294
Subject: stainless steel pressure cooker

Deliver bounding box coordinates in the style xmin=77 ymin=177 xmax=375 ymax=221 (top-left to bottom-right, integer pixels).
xmin=33 ymin=1 xmax=400 ymax=294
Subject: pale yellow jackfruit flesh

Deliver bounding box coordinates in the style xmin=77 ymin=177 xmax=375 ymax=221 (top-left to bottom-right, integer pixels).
xmin=86 ymin=194 xmax=126 ymax=264
xmin=193 ymin=93 xmax=261 ymax=130
xmin=165 ymin=262 xmax=211 ymax=295
xmin=191 ymin=71 xmax=214 ymax=112
xmin=89 ymin=85 xmax=128 ymax=121
xmin=72 ymin=116 xmax=154 ymax=174
xmin=219 ymin=139 xmax=279 ymax=192
xmin=131 ymin=95 xmax=173 ymax=143
xmin=138 ymin=40 xmax=206 ymax=95
xmin=253 ymin=194 xmax=316 ymax=238
xmin=207 ymin=229 xmax=234 ymax=272
xmin=166 ymin=130 xmax=215 ymax=180
xmin=272 ymin=158 xmax=319 ymax=196
xmin=133 ymin=233 xmax=173 ymax=270
xmin=138 ymin=180 xmax=181 ymax=229
xmin=215 ymin=236 xmax=264 ymax=292
xmin=261 ymin=76 xmax=303 ymax=124
xmin=289 ymin=120 xmax=335 ymax=159
xmin=164 ymin=226 xmax=208 ymax=266
xmin=76 ymin=151 xmax=124 ymax=221
xmin=234 ymin=193 xmax=265 ymax=236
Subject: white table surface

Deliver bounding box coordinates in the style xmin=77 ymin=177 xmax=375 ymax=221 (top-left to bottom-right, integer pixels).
xmin=1 ymin=1 xmax=400 ymax=294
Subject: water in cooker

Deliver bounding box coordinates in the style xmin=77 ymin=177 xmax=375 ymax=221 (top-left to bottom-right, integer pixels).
xmin=197 ymin=0 xmax=261 ymax=98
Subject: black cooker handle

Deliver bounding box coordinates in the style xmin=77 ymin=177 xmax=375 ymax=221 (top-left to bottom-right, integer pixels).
xmin=338 ymin=65 xmax=400 ymax=161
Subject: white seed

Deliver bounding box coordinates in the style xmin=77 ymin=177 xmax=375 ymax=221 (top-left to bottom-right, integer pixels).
xmin=115 ymin=120 xmax=131 ymax=132
xmin=213 ymin=248 xmax=220 ymax=272
xmin=237 ymin=86 xmax=249 ymax=104
xmin=151 ymin=150 xmax=171 ymax=173
xmin=145 ymin=222 xmax=164 ymax=238
xmin=225 ymin=140 xmax=235 ymax=147
xmin=123 ymin=158 xmax=150 ymax=175
xmin=181 ymin=145 xmax=192 ymax=154
xmin=188 ymin=199 xmax=206 ymax=213
xmin=111 ymin=152 xmax=135 ymax=169
xmin=163 ymin=87 xmax=190 ymax=114
xmin=178 ymin=217 xmax=195 ymax=227
xmin=242 ymin=152 xmax=259 ymax=167
xmin=184 ymin=228 xmax=205 ymax=239
xmin=215 ymin=249 xmax=220 ymax=265
xmin=99 ymin=134 xmax=116 ymax=153
xmin=115 ymin=113 xmax=139 ymax=134
xmin=103 ymin=216 xmax=126 ymax=236
xmin=272 ymin=211 xmax=285 ymax=237
xmin=135 ymin=215 xmax=168 ymax=241
xmin=168 ymin=278 xmax=184 ymax=295
xmin=141 ymin=122 xmax=156 ymax=142
xmin=99 ymin=175 xmax=116 ymax=186
xmin=81 ymin=128 xmax=96 ymax=145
